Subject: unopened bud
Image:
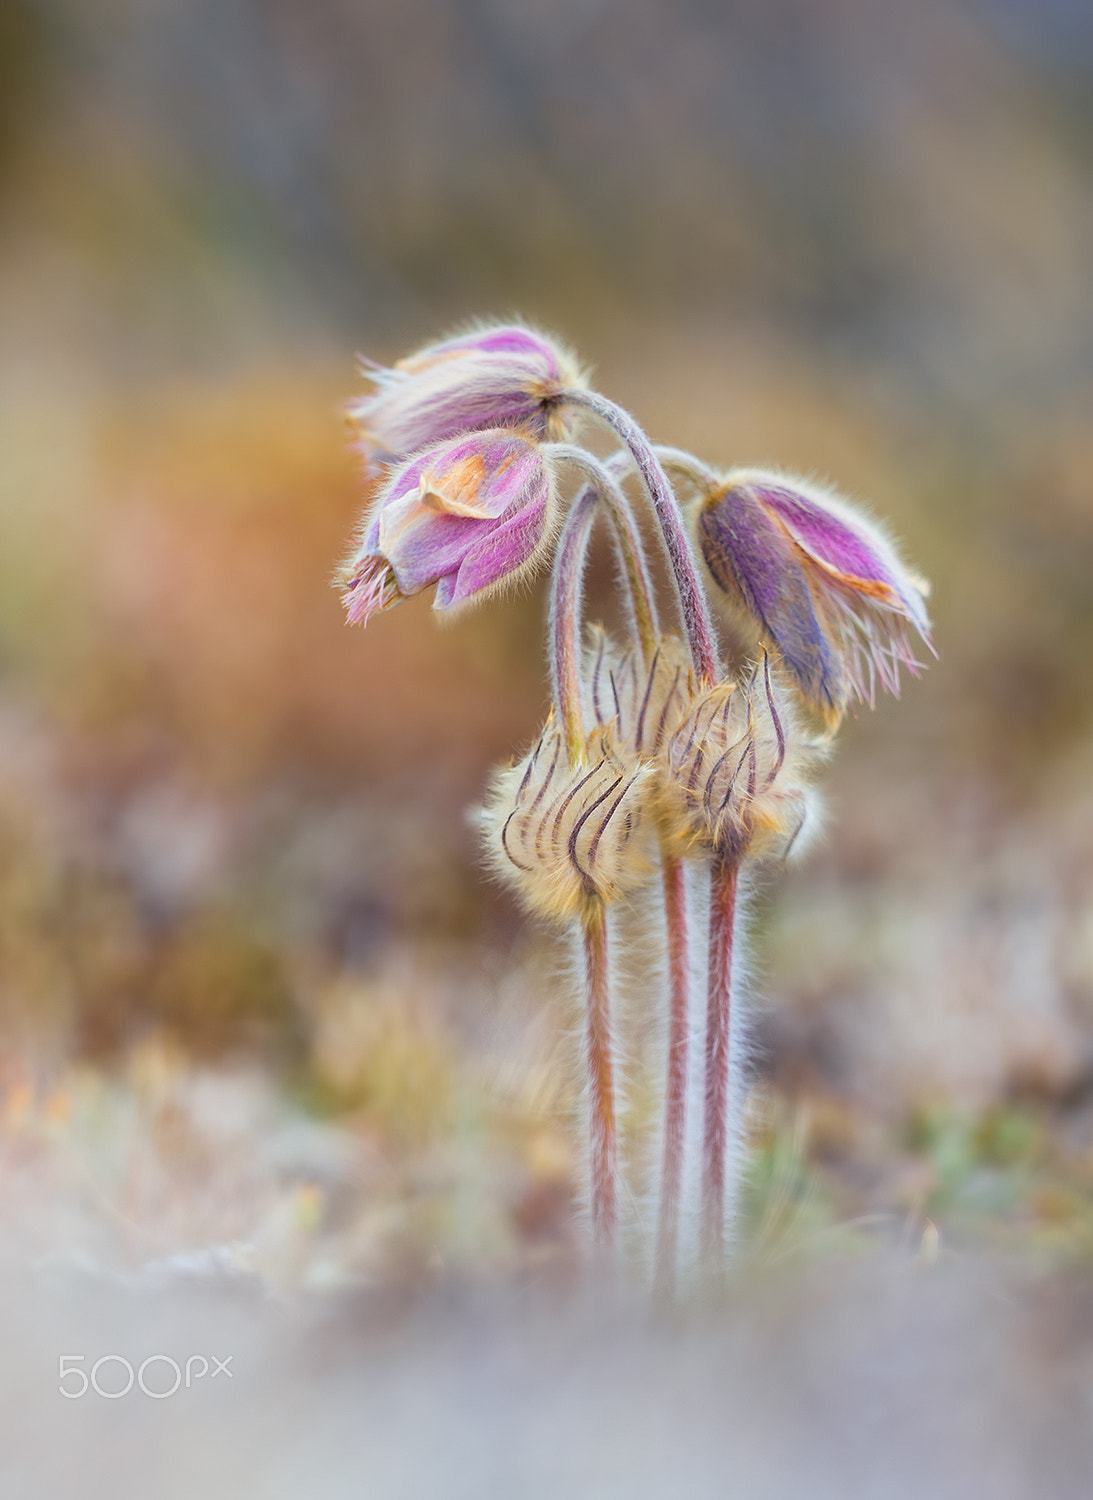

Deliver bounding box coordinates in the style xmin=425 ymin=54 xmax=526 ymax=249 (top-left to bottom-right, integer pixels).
xmin=584 ymin=629 xmax=695 ymax=757
xmin=663 ymin=654 xmax=819 ymax=860
xmin=482 ymin=723 xmax=656 ymax=922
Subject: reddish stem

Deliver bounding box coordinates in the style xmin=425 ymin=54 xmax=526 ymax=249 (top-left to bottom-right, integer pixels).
xmin=549 ymin=490 xmax=598 ymax=764
xmin=654 ymin=849 xmax=690 ymax=1292
xmin=558 ymin=388 xmax=720 ymax=686
xmin=702 ymin=856 xmax=739 ymax=1266
xmin=583 ymin=900 xmax=617 ymax=1248
xmin=545 ymin=444 xmax=660 ymax=664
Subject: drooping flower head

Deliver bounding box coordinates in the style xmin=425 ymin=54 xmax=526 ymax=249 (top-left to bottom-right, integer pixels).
xmin=342 ymin=429 xmax=558 ymax=626
xmin=695 ymin=469 xmax=933 ymax=724
xmin=349 ymin=322 xmax=586 ymax=466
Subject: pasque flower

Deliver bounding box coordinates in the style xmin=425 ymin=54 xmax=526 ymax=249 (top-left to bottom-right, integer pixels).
xmin=349 ymin=322 xmax=585 ymax=464
xmin=696 ymin=469 xmax=932 ymax=723
xmin=342 ymin=429 xmax=558 ymax=625
xmin=337 ymin=318 xmax=935 ymax=1284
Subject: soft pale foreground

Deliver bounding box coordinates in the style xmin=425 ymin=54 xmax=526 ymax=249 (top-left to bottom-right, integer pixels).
xmin=4 ymin=1247 xmax=1092 ymax=1499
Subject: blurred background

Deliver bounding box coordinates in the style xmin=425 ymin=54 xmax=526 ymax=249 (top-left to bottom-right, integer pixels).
xmin=1 ymin=0 xmax=1093 ymax=1315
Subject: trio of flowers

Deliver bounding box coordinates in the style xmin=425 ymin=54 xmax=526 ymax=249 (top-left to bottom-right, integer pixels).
xmin=340 ymin=322 xmax=932 ymax=1289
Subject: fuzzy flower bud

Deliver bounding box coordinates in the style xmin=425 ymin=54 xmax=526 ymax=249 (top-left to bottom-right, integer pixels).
xmin=349 ymin=322 xmax=585 ymax=465
xmin=581 ymin=630 xmax=817 ymax=863
xmin=584 ymin=629 xmax=696 ymax=758
xmin=696 ymin=469 xmax=932 ymax=723
xmin=482 ymin=721 xmax=657 ymax=923
xmin=342 ymin=429 xmax=557 ymax=625
xmin=662 ymin=654 xmax=820 ymax=861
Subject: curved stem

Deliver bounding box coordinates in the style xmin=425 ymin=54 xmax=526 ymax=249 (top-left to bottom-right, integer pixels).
xmin=556 ymin=388 xmax=721 ymax=685
xmin=583 ymin=898 xmax=617 ymax=1249
xmin=602 ymin=443 xmax=721 ymax=500
xmin=653 ymin=445 xmax=721 ymax=495
xmin=549 ymin=491 xmax=598 ymax=765
xmin=545 ymin=444 xmax=660 ymax=664
xmin=654 ymin=847 xmax=690 ymax=1294
xmin=548 ymin=457 xmax=663 ymax=762
xmin=702 ymin=855 xmax=739 ymax=1271
xmin=549 ymin=478 xmax=650 ymax=1263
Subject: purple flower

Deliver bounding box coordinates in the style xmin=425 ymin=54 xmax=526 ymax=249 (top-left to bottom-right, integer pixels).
xmin=697 ymin=470 xmax=932 ymax=720
xmin=342 ymin=429 xmax=557 ymax=626
xmin=349 ymin=322 xmax=585 ymax=465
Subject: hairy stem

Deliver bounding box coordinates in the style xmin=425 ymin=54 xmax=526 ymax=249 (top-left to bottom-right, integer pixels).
xmin=556 ymin=388 xmax=721 ymax=685
xmin=549 ymin=491 xmax=598 ymax=765
xmin=545 ymin=444 xmax=660 ymax=663
xmin=582 ymin=899 xmax=617 ymax=1249
xmin=654 ymin=847 xmax=690 ymax=1293
xmin=653 ymin=445 xmax=721 ymax=495
xmin=702 ymin=855 xmax=739 ymax=1269
xmin=549 ymin=457 xmax=663 ymax=760
xmin=549 ymin=473 xmax=656 ymax=1258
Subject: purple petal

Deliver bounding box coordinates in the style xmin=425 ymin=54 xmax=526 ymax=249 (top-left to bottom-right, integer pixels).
xmin=360 ymin=511 xmax=382 ymax=553
xmin=369 ymin=431 xmax=551 ymax=598
xmin=386 ymin=511 xmax=500 ymax=594
xmin=429 ymin=432 xmax=544 ymax=518
xmin=431 ymin=572 xmax=461 ymax=609
xmin=758 ymin=485 xmax=884 ymax=579
xmin=358 ymin=385 xmax=547 ymax=457
xmin=699 ymin=495 xmax=845 ymax=712
xmin=353 ymin=324 xmax=580 ymax=460
xmin=755 ymin=481 xmax=929 ymax=629
xmin=442 ymin=498 xmax=548 ymax=608
xmin=415 ymin=325 xmax=560 ymax=375
xmin=354 ymin=451 xmax=433 ymax=554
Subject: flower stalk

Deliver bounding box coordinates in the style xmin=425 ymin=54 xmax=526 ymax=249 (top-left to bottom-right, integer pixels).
xmin=654 ymin=848 xmax=691 ymax=1292
xmin=582 ymin=898 xmax=618 ymax=1248
xmin=555 ymin=388 xmax=721 ymax=685
xmin=702 ymin=855 xmax=739 ymax=1269
xmin=545 ymin=445 xmax=660 ymax=665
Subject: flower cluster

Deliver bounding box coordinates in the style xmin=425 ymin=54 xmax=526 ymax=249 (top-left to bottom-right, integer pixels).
xmin=338 ymin=319 xmax=933 ymax=1281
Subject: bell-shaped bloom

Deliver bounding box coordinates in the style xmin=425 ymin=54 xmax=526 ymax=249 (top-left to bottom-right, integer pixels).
xmin=342 ymin=429 xmax=557 ymax=625
xmin=696 ymin=469 xmax=933 ymax=723
xmin=349 ymin=322 xmax=585 ymax=465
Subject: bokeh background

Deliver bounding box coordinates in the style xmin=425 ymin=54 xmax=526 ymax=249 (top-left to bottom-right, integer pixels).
xmin=2 ymin=1 xmax=1093 ymax=1490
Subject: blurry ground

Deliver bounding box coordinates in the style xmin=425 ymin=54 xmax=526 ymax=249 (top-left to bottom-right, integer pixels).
xmin=2 ymin=0 xmax=1093 ymax=1491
